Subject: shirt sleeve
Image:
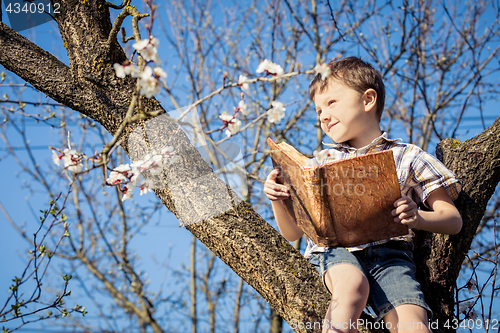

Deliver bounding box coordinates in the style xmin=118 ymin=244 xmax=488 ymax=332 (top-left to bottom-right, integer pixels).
xmin=407 ymin=147 xmax=462 ymax=207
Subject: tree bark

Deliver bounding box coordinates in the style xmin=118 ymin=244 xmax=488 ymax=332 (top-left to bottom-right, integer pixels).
xmin=1 ymin=2 xmax=499 ymax=332
xmin=414 ymin=117 xmax=500 ymax=332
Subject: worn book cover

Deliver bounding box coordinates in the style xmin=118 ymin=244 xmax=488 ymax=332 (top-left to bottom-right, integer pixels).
xmin=267 ymin=138 xmax=408 ymax=247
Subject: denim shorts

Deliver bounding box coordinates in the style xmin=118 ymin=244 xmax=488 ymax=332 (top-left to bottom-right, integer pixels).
xmin=308 ymin=241 xmax=432 ymax=321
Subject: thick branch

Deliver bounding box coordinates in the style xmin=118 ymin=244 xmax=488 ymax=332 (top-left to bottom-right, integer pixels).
xmin=414 ymin=116 xmax=500 ymax=333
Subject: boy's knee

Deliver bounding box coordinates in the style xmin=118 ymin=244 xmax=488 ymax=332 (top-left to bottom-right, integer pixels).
xmin=324 ymin=264 xmax=369 ymax=301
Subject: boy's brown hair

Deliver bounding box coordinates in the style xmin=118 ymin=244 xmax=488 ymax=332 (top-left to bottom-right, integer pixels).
xmin=309 ymin=57 xmax=385 ymax=121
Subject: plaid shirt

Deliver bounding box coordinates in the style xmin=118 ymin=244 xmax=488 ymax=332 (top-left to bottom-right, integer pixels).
xmin=303 ymin=132 xmax=461 ymax=258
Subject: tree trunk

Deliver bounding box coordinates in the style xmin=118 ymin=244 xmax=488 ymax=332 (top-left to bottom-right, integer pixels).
xmin=414 ymin=117 xmax=500 ymax=332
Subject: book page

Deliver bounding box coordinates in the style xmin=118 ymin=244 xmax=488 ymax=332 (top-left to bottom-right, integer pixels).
xmin=275 ymin=142 xmax=314 ymax=169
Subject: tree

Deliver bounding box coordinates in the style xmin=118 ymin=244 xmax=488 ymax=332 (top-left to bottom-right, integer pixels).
xmin=1 ymin=0 xmax=499 ymax=332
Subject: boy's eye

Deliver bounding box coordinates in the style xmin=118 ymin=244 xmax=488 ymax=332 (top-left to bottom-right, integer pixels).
xmin=316 ymin=109 xmax=322 ymax=115
xmin=328 ymin=100 xmax=336 ymax=106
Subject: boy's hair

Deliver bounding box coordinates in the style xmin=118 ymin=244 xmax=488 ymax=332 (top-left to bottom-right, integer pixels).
xmin=309 ymin=57 xmax=385 ymax=121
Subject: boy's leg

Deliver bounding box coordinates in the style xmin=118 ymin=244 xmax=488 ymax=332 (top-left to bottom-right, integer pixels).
xmin=323 ymin=264 xmax=369 ymax=333
xmin=384 ymin=304 xmax=430 ymax=333
xmin=361 ymin=241 xmax=432 ymax=333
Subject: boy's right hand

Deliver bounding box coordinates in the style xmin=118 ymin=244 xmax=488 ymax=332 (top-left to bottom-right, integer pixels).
xmin=264 ymin=168 xmax=290 ymax=201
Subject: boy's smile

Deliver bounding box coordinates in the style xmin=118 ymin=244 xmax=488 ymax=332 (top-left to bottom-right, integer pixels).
xmin=314 ymin=79 xmax=382 ymax=149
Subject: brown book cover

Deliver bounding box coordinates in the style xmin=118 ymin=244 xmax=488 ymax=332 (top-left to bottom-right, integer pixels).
xmin=267 ymin=137 xmax=408 ymax=247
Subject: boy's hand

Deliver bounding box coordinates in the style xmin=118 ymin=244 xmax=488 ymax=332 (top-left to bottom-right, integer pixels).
xmin=392 ymin=196 xmax=419 ymax=229
xmin=264 ymin=168 xmax=290 ymax=201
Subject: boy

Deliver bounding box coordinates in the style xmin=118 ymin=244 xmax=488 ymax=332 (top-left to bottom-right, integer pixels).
xmin=264 ymin=57 xmax=462 ymax=333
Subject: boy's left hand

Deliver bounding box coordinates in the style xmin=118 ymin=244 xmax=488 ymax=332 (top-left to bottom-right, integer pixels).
xmin=392 ymin=196 xmax=419 ymax=229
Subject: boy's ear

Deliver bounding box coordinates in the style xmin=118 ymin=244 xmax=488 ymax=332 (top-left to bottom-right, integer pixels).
xmin=363 ymin=89 xmax=377 ymax=112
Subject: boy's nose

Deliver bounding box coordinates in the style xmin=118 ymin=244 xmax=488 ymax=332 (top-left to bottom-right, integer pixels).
xmin=320 ymin=112 xmax=330 ymax=123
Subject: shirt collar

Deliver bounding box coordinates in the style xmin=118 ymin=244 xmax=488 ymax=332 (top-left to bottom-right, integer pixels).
xmin=322 ymin=132 xmax=401 ymax=151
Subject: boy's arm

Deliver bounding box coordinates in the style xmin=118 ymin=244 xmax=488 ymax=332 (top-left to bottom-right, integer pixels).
xmin=264 ymin=169 xmax=304 ymax=241
xmin=392 ymin=187 xmax=462 ymax=235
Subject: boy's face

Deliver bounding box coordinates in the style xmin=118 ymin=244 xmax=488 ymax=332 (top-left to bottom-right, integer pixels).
xmin=313 ymin=79 xmax=377 ymax=148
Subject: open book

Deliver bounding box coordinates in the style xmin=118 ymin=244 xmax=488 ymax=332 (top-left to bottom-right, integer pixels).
xmin=267 ymin=138 xmax=408 ymax=247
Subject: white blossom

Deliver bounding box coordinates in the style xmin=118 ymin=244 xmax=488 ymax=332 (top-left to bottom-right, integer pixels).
xmin=459 ymin=301 xmax=478 ymax=320
xmin=121 ymin=182 xmax=134 ymax=202
xmin=219 ymin=113 xmax=242 ymax=137
xmin=114 ymin=164 xmax=132 ymax=173
xmin=130 ymin=167 xmax=141 ymax=184
xmin=219 ymin=113 xmax=234 ymax=123
xmin=153 ymin=67 xmax=167 ymax=79
xmin=140 ymin=179 xmax=154 ymax=195
xmin=160 ymin=146 xmax=178 ymax=163
xmin=227 ymin=118 xmax=242 ymax=137
xmin=131 ymin=159 xmax=147 ymax=172
xmin=52 ymin=150 xmax=61 ymax=166
xmin=313 ymin=149 xmax=332 ymax=164
xmin=113 ymin=63 xmax=138 ymax=78
xmin=304 ymin=159 xmax=318 ymax=169
xmin=267 ymin=101 xmax=286 ymax=124
xmin=132 ymin=38 xmax=149 ymax=51
xmin=148 ymin=154 xmax=165 ymax=176
xmin=114 ymin=63 xmax=127 ymax=78
xmin=466 ymin=278 xmax=477 ymax=293
xmin=138 ymin=67 xmax=160 ymax=98
xmin=238 ymin=100 xmax=249 ymax=115
xmin=161 ymin=146 xmax=174 ymax=157
xmin=61 ymin=149 xmax=83 ymax=173
xmin=133 ymin=36 xmax=161 ymax=63
xmin=107 ymin=164 xmax=131 ymax=185
xmin=314 ymin=63 xmax=331 ymax=80
xmin=238 ymin=75 xmax=250 ymax=92
xmin=107 ymin=171 xmax=127 ymax=185
xmin=256 ymin=59 xmax=284 ymax=76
